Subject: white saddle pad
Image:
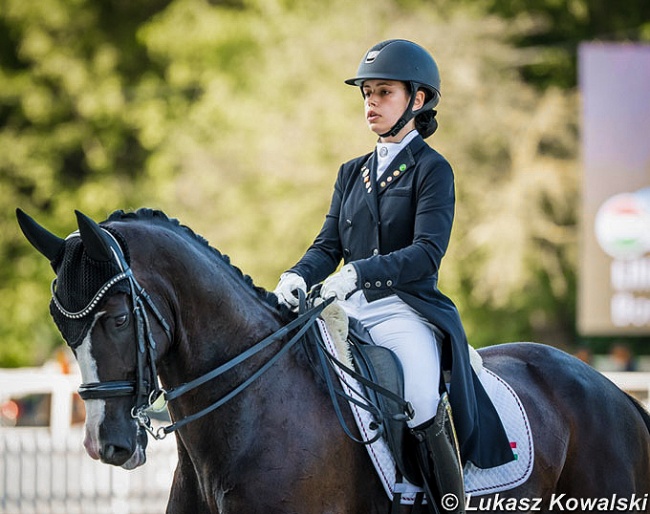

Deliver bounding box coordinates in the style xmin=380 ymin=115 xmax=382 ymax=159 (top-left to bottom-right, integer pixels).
xmin=316 ymin=318 xmax=534 ymax=504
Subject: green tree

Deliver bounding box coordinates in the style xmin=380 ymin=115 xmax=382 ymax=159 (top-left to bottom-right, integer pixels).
xmin=466 ymin=0 xmax=650 ymax=88
xmin=0 ymin=0 xmax=170 ymax=364
xmin=1 ymin=0 xmax=585 ymax=365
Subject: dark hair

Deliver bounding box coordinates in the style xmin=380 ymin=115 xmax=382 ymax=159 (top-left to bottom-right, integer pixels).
xmin=415 ymin=109 xmax=438 ymax=138
xmin=405 ymin=83 xmax=438 ymax=138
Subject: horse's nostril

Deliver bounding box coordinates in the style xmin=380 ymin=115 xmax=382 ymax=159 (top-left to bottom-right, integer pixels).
xmin=101 ymin=444 xmax=132 ymax=466
xmin=103 ymin=444 xmax=115 ymax=461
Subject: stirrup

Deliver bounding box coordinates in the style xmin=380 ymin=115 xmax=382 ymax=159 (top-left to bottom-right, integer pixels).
xmin=412 ymin=393 xmax=465 ymax=514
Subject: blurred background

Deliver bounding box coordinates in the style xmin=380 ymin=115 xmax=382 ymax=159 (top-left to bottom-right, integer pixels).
xmin=1 ymin=0 xmax=650 ymax=372
xmin=1 ymin=1 xmax=650 ymax=511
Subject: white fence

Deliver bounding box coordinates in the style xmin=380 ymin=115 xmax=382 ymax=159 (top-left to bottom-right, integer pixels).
xmin=602 ymin=371 xmax=650 ymax=408
xmin=0 ymin=428 xmax=176 ymax=514
xmin=0 ymin=369 xmax=177 ymax=514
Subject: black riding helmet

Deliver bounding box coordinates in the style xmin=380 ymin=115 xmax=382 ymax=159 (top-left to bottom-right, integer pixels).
xmin=346 ymin=39 xmax=441 ymax=138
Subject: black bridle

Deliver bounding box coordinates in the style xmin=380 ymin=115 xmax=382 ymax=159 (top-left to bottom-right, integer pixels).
xmin=54 ymin=226 xmax=330 ymax=440
xmin=52 ymin=229 xmax=172 ymax=418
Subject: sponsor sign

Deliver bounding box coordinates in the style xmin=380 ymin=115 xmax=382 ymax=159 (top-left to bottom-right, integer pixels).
xmin=578 ymin=43 xmax=650 ymax=335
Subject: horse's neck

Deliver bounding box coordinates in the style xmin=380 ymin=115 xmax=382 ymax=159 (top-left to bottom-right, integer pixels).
xmin=158 ymin=261 xmax=296 ymax=465
xmin=159 ymin=255 xmax=284 ymax=388
xmin=130 ymin=226 xmax=295 ymax=449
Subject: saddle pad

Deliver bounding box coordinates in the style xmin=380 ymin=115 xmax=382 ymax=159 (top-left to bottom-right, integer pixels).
xmin=316 ymin=319 xmax=534 ymax=504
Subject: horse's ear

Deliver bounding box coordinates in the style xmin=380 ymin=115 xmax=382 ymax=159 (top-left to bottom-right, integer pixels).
xmin=16 ymin=208 xmax=65 ymax=262
xmin=75 ymin=210 xmax=113 ymax=262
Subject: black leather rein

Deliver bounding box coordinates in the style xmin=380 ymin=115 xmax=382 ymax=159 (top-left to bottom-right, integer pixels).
xmin=155 ymin=299 xmax=331 ymax=437
xmin=56 ymin=226 xmax=331 ymax=440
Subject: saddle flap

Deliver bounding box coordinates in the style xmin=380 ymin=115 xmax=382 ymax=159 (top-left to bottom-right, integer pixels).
xmin=349 ymin=337 xmax=422 ymax=486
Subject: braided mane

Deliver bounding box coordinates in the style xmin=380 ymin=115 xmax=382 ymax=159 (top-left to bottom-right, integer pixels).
xmin=104 ymin=208 xmax=288 ymax=315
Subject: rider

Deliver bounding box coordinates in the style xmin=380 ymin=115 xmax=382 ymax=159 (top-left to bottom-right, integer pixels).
xmin=274 ymin=39 xmax=514 ymax=511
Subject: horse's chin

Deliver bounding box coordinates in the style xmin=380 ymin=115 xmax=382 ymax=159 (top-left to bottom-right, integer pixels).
xmin=121 ymin=445 xmax=147 ymax=470
xmin=121 ymin=428 xmax=149 ymax=469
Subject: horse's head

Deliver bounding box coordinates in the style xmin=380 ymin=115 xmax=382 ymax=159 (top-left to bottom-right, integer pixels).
xmin=16 ymin=209 xmax=171 ymax=469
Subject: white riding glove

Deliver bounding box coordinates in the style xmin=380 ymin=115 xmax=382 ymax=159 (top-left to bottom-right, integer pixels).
xmin=273 ymin=272 xmax=307 ymax=310
xmin=320 ymin=264 xmax=358 ymax=301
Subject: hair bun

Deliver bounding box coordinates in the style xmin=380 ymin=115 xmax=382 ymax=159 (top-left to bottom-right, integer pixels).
xmin=415 ymin=109 xmax=438 ymax=138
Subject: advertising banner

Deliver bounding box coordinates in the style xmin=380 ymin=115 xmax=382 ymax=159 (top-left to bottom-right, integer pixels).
xmin=578 ymin=43 xmax=650 ymax=335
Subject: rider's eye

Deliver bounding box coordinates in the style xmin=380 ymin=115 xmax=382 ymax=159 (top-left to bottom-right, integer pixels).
xmin=115 ymin=314 xmax=128 ymax=328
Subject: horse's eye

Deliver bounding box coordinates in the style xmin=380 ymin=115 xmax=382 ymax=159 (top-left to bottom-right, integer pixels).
xmin=115 ymin=314 xmax=128 ymax=328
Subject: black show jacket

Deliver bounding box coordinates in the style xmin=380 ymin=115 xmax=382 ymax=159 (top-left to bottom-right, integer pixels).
xmin=291 ymin=135 xmax=513 ymax=468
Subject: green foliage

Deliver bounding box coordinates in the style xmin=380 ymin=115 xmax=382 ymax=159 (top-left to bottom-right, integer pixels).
xmin=0 ymin=0 xmax=168 ymax=364
xmin=0 ymin=0 xmax=591 ymax=366
xmin=463 ymin=0 xmax=650 ymax=88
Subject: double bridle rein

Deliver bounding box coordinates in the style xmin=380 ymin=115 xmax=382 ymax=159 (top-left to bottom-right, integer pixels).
xmin=53 ymin=226 xmax=329 ymax=440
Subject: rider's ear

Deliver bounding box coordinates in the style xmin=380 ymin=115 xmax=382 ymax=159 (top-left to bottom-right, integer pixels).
xmin=75 ymin=210 xmax=113 ymax=262
xmin=16 ymin=208 xmax=65 ymax=262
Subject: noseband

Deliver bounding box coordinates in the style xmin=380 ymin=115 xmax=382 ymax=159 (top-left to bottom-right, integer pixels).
xmin=52 ymin=229 xmax=172 ymax=415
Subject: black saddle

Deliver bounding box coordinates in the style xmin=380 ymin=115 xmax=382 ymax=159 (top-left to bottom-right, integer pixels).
xmin=300 ymin=293 xmax=445 ymax=490
xmin=346 ymin=317 xmax=435 ymax=486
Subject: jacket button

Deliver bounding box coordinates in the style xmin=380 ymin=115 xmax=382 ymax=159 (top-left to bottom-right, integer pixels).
xmin=346 ymin=219 xmax=352 ymax=226
xmin=344 ymin=248 xmax=351 ymax=257
xmin=386 ymin=280 xmax=393 ymax=287
xmin=375 ymin=281 xmax=382 ymax=288
xmin=372 ymin=248 xmax=379 ymax=256
xmin=364 ymin=282 xmax=371 ymax=289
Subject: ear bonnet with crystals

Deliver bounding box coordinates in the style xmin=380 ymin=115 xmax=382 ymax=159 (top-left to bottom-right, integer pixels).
xmin=17 ymin=209 xmax=131 ymax=348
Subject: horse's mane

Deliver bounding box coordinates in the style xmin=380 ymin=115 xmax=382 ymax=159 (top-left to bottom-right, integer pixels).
xmin=104 ymin=208 xmax=292 ymax=318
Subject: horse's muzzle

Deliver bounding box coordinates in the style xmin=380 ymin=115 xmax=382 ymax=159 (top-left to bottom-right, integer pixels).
xmin=98 ymin=425 xmax=148 ymax=469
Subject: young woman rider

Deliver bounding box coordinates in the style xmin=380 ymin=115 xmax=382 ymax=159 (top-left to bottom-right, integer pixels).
xmin=274 ymin=39 xmax=513 ymax=513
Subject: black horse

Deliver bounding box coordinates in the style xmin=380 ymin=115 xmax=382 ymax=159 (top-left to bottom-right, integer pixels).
xmin=17 ymin=208 xmax=650 ymax=513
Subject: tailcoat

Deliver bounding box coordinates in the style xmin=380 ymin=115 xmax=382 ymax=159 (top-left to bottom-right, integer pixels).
xmin=291 ymin=135 xmax=513 ymax=468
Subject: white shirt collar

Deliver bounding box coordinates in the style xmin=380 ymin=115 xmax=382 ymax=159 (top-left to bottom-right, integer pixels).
xmin=375 ymin=130 xmax=418 ymax=179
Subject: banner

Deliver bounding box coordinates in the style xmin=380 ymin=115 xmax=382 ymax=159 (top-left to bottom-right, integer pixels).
xmin=578 ymin=43 xmax=650 ymax=335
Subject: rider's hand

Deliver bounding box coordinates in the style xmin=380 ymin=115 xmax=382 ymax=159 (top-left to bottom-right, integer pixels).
xmin=273 ymin=272 xmax=307 ymax=311
xmin=320 ymin=264 xmax=358 ymax=301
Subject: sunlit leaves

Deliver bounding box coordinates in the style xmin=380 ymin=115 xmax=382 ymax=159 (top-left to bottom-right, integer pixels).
xmin=0 ymin=0 xmax=583 ymax=364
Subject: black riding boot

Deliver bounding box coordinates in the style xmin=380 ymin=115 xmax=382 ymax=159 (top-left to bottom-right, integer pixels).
xmin=412 ymin=392 xmax=465 ymax=514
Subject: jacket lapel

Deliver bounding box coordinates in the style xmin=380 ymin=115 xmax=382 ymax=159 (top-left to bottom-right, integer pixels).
xmin=376 ymin=136 xmax=425 ymax=195
xmin=361 ymin=152 xmax=380 ymax=223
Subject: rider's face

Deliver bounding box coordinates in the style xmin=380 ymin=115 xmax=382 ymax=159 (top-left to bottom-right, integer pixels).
xmin=362 ymin=80 xmax=423 ymax=142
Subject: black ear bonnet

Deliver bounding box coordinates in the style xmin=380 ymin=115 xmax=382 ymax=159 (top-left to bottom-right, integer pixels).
xmin=50 ymin=226 xmax=131 ymax=348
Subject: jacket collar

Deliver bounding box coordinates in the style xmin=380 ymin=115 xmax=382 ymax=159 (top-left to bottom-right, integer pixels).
xmin=359 ymin=135 xmax=427 ymax=221
xmin=375 ymin=135 xmax=425 ymax=194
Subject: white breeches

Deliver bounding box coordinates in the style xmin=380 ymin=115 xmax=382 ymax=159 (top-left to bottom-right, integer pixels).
xmin=340 ymin=292 xmax=441 ymax=427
